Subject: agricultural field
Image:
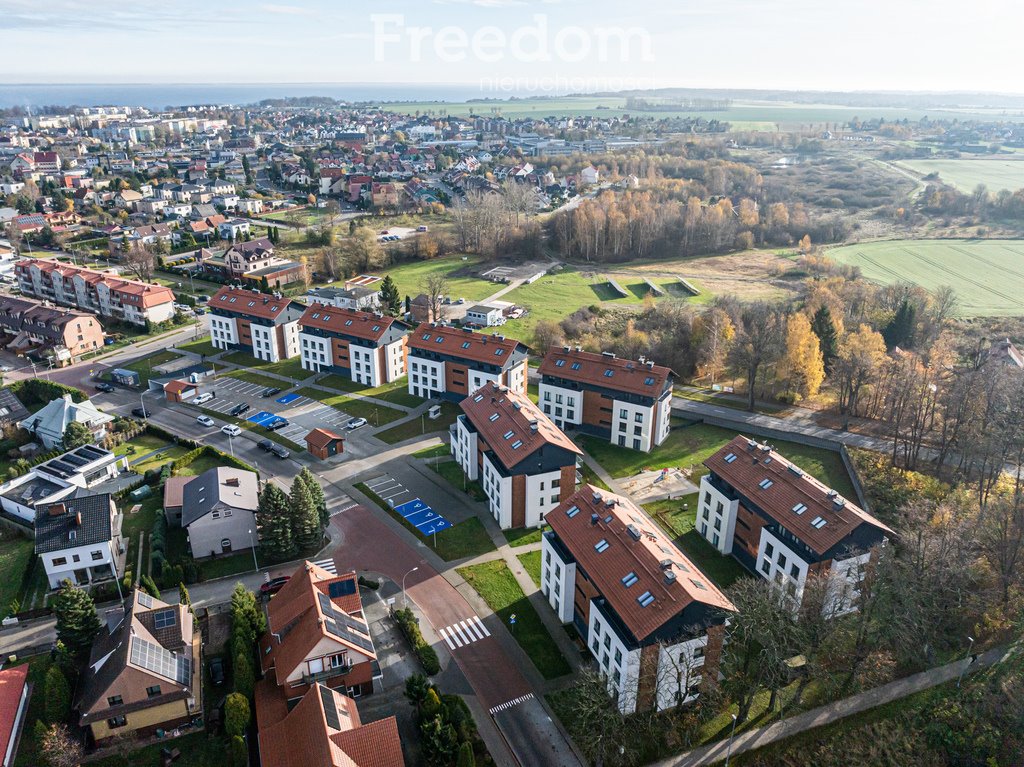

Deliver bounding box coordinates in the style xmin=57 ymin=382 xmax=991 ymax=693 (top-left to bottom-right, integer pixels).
xmin=828 ymin=239 xmax=1024 ymax=317
xmin=896 ymin=157 xmax=1024 ymax=193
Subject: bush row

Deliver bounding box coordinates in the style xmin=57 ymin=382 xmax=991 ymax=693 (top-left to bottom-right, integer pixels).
xmin=393 ymin=607 xmax=440 ymax=675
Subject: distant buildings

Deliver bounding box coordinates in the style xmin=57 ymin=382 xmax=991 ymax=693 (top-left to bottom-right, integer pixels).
xmin=538 ymin=347 xmax=674 ymax=453
xmin=543 ymin=486 xmax=734 ymax=714
xmin=453 ymin=381 xmax=581 ymax=529
xmin=208 ymin=285 xmax=305 ymax=362
xmin=34 ymin=492 xmax=123 ymax=589
xmin=700 ymin=436 xmax=893 ymax=614
xmin=298 ymin=306 xmax=409 ymax=386
xmin=0 ymin=295 xmax=105 ymax=365
xmin=406 ymin=324 xmax=529 ymax=402
xmin=14 ymin=259 xmax=175 ymax=327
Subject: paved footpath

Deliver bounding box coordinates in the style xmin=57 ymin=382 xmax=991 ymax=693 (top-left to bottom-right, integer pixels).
xmin=653 ymin=645 xmax=1011 ymax=766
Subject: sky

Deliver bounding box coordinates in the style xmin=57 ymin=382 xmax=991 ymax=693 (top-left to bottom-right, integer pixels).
xmin=1 ymin=0 xmax=1022 ymax=94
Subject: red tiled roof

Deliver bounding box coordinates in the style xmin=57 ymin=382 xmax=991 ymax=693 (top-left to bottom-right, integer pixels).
xmin=407 ymin=323 xmax=529 ymax=368
xmin=299 ymin=306 xmax=400 ymax=343
xmin=704 ymin=436 xmax=894 ymax=556
xmin=305 ymin=428 xmax=344 ymax=450
xmin=460 ymin=381 xmax=580 ymax=469
xmin=211 ymin=285 xmax=303 ymax=322
xmin=0 ymin=664 xmax=28 ymax=763
xmin=17 ymin=258 xmax=174 ymax=308
xmin=547 ymin=486 xmax=735 ymax=641
xmin=538 ymin=346 xmax=674 ymax=397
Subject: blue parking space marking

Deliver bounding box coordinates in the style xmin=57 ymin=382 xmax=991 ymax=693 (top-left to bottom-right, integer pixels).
xmin=415 ymin=517 xmax=452 ymax=534
xmin=393 ymin=497 xmax=452 ymax=534
xmin=395 ymin=499 xmax=428 ymax=516
xmin=276 ymin=393 xmax=300 ymax=405
xmin=403 ymin=509 xmax=437 ymax=527
xmin=247 ymin=411 xmax=277 ymax=426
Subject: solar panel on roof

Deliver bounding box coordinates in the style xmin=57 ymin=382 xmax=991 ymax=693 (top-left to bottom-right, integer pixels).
xmin=328 ymin=579 xmax=356 ymax=598
xmin=153 ymin=609 xmax=176 ymax=629
xmin=137 ymin=592 xmax=154 ymax=608
xmin=320 ymin=685 xmax=341 ymax=730
xmin=130 ymin=636 xmax=191 ymax=685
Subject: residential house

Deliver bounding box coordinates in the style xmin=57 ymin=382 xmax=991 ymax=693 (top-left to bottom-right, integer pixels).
xmin=452 ymin=381 xmax=582 ymax=529
xmin=298 ymin=306 xmax=409 ymax=386
xmin=218 ymin=218 xmax=250 ymax=241
xmin=538 ymin=347 xmax=674 ymax=453
xmin=464 ymin=304 xmax=504 ymax=327
xmin=0 ymin=445 xmax=126 ymax=525
xmin=171 ymin=467 xmax=259 ymax=558
xmin=14 ymin=259 xmax=176 ymax=327
xmin=0 ymin=664 xmax=29 ymax=767
xmin=236 ymin=198 xmax=264 ymax=215
xmin=76 ymin=591 xmax=201 ymax=744
xmin=986 ymin=338 xmax=1024 ymax=369
xmin=370 ymin=182 xmax=398 ymax=208
xmin=219 ymin=237 xmax=277 ymax=277
xmin=255 ymin=680 xmax=404 ymax=767
xmin=0 ymin=295 xmax=105 ymax=365
xmin=699 ymin=436 xmax=894 ymax=614
xmin=406 ymin=324 xmax=529 ymax=402
xmin=580 ymin=165 xmax=600 ymax=185
xmin=543 ymin=486 xmax=735 ymax=713
xmin=259 ymin=562 xmax=380 ymax=701
xmin=114 ymin=189 xmax=144 ymax=210
xmin=208 ymin=285 xmax=305 ymax=362
xmin=18 ymin=393 xmax=114 ymax=449
xmin=34 ymin=493 xmax=123 ymax=588
xmin=306 ymin=286 xmax=381 ymax=313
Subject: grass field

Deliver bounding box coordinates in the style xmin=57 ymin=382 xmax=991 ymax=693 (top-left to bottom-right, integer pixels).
xmin=175 ymin=336 xmax=219 ymax=357
xmin=457 ymin=559 xmax=571 ymax=679
xmin=517 ymin=550 xmax=542 ymax=587
xmin=317 ymin=374 xmax=422 ymax=408
xmin=375 ymin=401 xmax=460 ymax=444
xmin=220 ymin=351 xmax=310 ymax=380
xmin=896 ymin=157 xmax=1024 ymax=193
xmin=0 ymin=535 xmax=34 ymax=613
xmin=225 ymin=369 xmax=293 ymax=390
xmin=367 ymin=255 xmax=496 ymax=304
xmin=293 ymin=386 xmax=404 ymax=425
xmin=828 ymin=239 xmax=1024 ymax=317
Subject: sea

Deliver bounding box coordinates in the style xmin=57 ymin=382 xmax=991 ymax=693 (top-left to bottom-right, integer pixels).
xmin=0 ymin=83 xmax=562 ymax=110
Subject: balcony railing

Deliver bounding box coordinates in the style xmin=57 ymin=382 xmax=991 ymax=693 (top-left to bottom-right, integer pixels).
xmin=301 ymin=665 xmax=351 ymax=685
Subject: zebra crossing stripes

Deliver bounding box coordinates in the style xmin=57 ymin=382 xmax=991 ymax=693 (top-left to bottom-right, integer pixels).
xmin=312 ymin=558 xmax=337 ymax=575
xmin=439 ymin=616 xmax=491 ymax=649
xmin=489 ymin=693 xmax=534 ymax=714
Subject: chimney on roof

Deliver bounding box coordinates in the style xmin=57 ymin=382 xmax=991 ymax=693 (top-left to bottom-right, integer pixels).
xmin=75 ymin=512 xmax=82 ymax=526
xmin=627 ymin=524 xmax=641 ymax=541
xmin=664 ymin=570 xmax=677 ymax=585
xmin=590 ymin=513 xmax=599 ymax=526
xmin=646 ymin=360 xmax=654 ymax=368
xmin=226 ymin=477 xmax=240 ymax=487
xmin=563 ymin=345 xmax=570 ymax=352
xmin=48 ymin=503 xmax=66 ymax=517
xmin=529 ymin=419 xmax=538 ymax=431
xmin=638 ymin=355 xmax=646 ymax=364
xmin=592 ymin=491 xmax=602 ymax=504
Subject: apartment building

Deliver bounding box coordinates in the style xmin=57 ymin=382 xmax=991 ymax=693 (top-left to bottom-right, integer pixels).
xmin=14 ymin=259 xmax=175 ymax=327
xmin=298 ymin=306 xmax=409 ymax=387
xmin=0 ymin=295 xmax=105 ymax=365
xmin=699 ymin=436 xmax=894 ymax=614
xmin=452 ymin=381 xmax=582 ymax=529
xmin=543 ymin=486 xmax=735 ymax=714
xmin=537 ymin=347 xmax=674 ymax=453
xmin=208 ymin=285 xmax=305 ymax=362
xmin=406 ymin=324 xmax=529 ymax=402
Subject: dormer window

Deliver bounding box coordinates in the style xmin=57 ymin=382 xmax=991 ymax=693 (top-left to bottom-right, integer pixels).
xmin=494 ymin=348 xmax=504 ymax=356
xmin=621 ymin=572 xmax=638 ymax=587
xmin=555 ymin=359 xmax=565 ymax=367
xmin=811 ymin=516 xmax=827 ymax=529
xmin=603 ymin=369 xmax=613 ymax=377
xmin=637 ymin=591 xmax=655 ymax=607
xmin=758 ymin=478 xmax=773 ymax=489
xmin=792 ymin=503 xmax=807 ymax=515
xmin=462 ymin=341 xmax=471 ymax=349
xmin=594 ymin=539 xmax=609 ymax=553
xmin=489 ymin=413 xmax=500 ymax=422
xmin=724 ymin=453 xmax=737 ymax=463
xmin=571 ymin=362 xmax=581 ymax=370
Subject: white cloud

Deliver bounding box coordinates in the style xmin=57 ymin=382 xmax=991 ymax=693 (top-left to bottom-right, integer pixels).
xmin=260 ymin=3 xmax=315 ymax=15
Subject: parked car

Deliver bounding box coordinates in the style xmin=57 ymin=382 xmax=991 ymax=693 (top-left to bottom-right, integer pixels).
xmin=230 ymin=403 xmax=251 ymax=417
xmin=131 ymin=406 xmax=151 ymax=418
xmin=417 ymin=225 xmax=429 ymax=232
xmin=0 ymin=365 xmax=12 ymax=373
xmin=259 ymin=576 xmax=290 ymax=596
xmin=193 ymin=392 xmax=215 ymax=405
xmin=208 ymin=656 xmax=226 ymax=686
xmin=257 ymin=439 xmax=274 ymax=452
xmin=260 ymin=387 xmax=282 ymax=398
xmin=221 ymin=424 xmax=242 ymax=437
xmin=194 ymin=307 xmax=206 ymax=315
xmin=95 ymin=382 xmax=115 ymax=393
xmin=265 ymin=418 xmax=289 ymax=431
xmin=270 ymin=444 xmax=290 ymax=459
xmin=197 ymin=295 xmax=210 ymax=303
xmin=346 ymin=417 xmax=368 ymax=430
xmin=196 ymin=415 xmax=215 ymax=427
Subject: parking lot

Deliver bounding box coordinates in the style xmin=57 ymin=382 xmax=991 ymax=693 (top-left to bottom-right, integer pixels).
xmin=362 ymin=464 xmax=476 ymax=526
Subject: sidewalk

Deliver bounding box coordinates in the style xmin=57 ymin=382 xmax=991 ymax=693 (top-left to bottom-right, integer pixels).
xmin=653 ymin=644 xmax=1010 ymax=766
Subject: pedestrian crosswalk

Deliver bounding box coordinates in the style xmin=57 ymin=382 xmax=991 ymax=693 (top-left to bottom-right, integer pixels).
xmin=489 ymin=693 xmax=534 ymax=714
xmin=312 ymin=558 xmax=337 ymax=575
xmin=439 ymin=615 xmax=491 ymax=649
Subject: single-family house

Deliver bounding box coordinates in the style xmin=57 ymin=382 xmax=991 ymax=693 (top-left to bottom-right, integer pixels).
xmin=34 ymin=493 xmax=123 ymax=588
xmin=175 ymin=467 xmax=259 ymax=558
xmin=18 ymin=393 xmax=113 ymax=449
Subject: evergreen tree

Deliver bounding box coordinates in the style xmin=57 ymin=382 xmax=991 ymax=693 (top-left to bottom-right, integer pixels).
xmin=290 ymin=476 xmax=322 ymax=552
xmin=379 ymin=274 xmax=401 ymax=317
xmin=52 ymin=581 xmax=101 ymax=658
xmin=297 ymin=468 xmax=327 ymax=529
xmin=883 ymin=298 xmax=917 ymax=350
xmin=256 ymin=483 xmax=296 ymax=562
xmin=61 ymin=422 xmax=93 ymax=450
xmin=233 ymin=651 xmax=255 ymax=700
xmin=810 ymin=305 xmax=839 ymax=375
xmin=230 ymin=735 xmax=247 ymax=767
xmin=140 ymin=574 xmax=160 ymax=598
xmin=178 ymin=582 xmax=195 ymax=616
xmin=456 ymin=742 xmax=476 ymax=767
xmin=404 ymin=673 xmax=432 ymax=714
xmin=224 ymin=693 xmax=251 ymax=738
xmin=230 ymin=583 xmax=267 ymax=641
xmin=242 ymin=154 xmax=252 ymax=184
xmin=420 ymin=716 xmax=459 ymax=766
xmin=43 ymin=666 xmax=71 ymax=725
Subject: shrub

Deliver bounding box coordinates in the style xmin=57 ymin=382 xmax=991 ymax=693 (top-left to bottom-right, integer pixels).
xmin=394 ymin=607 xmax=441 ymax=675
xmin=43 ymin=666 xmax=71 ymax=725
xmin=224 ymin=693 xmax=251 ymax=738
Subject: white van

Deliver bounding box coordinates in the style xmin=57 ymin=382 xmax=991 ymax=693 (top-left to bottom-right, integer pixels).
xmin=193 ymin=392 xmax=215 ymax=405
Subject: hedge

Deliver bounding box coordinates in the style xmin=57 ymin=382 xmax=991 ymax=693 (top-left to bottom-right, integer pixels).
xmin=8 ymin=379 xmax=86 ymax=409
xmin=393 ymin=607 xmax=440 ymax=675
xmin=170 ymin=444 xmax=256 ymax=475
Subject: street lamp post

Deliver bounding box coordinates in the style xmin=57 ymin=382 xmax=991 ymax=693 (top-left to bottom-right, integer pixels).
xmin=724 ymin=713 xmax=738 ymax=767
xmin=139 ymin=387 xmax=155 ymax=424
xmin=227 ymin=432 xmax=235 ymax=457
xmin=248 ymin=529 xmax=259 ymax=573
xmin=957 ymin=635 xmax=976 ymax=688
xmin=401 ymin=566 xmax=419 ymax=608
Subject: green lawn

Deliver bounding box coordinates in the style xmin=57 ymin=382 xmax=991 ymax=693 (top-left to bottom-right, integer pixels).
xmin=132 ymin=445 xmax=190 ymax=473
xmin=411 ymin=444 xmax=450 ymax=459
xmin=457 ymin=560 xmax=571 ymax=680
xmin=199 ymin=551 xmax=256 ymax=581
xmin=369 ymin=255 xmax=496 ymax=305
xmin=174 ymin=452 xmax=233 ymax=477
xmin=225 ymin=369 xmax=293 ymax=389
xmin=126 ymin=349 xmax=184 ymax=386
xmin=580 ymin=422 xmax=857 ymax=500
xmin=220 ymin=352 xmax=310 ymax=381
xmin=355 ymin=482 xmax=496 ymax=561
xmin=12 ymin=655 xmax=57 ymax=767
xmin=91 ymin=731 xmax=230 ymax=767
xmin=577 ymin=461 xmax=611 ymax=492
xmin=0 ymin=535 xmax=35 ymax=613
xmin=293 ymin=387 xmax=404 ymax=425
xmin=504 ymin=526 xmax=547 ymax=548
xmin=176 ymin=336 xmax=219 ymax=357
xmin=431 ymin=460 xmax=487 ymax=502
xmin=375 ymin=402 xmax=460 ymax=444
xmin=675 ymin=387 xmax=787 ymax=415
xmin=517 ymin=550 xmax=543 ymax=587
xmin=643 ymin=493 xmax=699 ymax=538
xmin=318 ymin=374 xmax=422 ymax=408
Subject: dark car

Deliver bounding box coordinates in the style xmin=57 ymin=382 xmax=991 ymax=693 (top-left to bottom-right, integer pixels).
xmin=270 ymin=444 xmax=290 ymax=459
xmin=265 ymin=418 xmax=289 ymax=431
xmin=95 ymin=382 xmax=115 ymax=393
xmin=193 ymin=307 xmax=206 ymax=315
xmin=208 ymin=656 xmax=226 ymax=686
xmin=230 ymin=403 xmax=251 ymax=417
xmin=260 ymin=387 xmax=282 ymax=398
xmin=131 ymin=406 xmax=151 ymax=418
xmin=257 ymin=439 xmax=274 ymax=452
xmin=259 ymin=576 xmax=290 ymax=596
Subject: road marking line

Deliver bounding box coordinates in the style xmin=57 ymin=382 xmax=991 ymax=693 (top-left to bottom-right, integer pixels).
xmin=461 ymin=619 xmax=482 ymax=640
xmin=444 ymin=627 xmax=463 ymax=648
xmin=453 ymin=623 xmax=470 ymax=644
xmin=488 ymin=692 xmax=534 ymax=714
xmin=440 ymin=629 xmax=457 ymax=650
xmin=472 ymin=616 xmax=491 ymax=637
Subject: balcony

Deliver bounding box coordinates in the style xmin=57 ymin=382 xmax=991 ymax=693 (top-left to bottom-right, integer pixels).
xmin=301 ymin=665 xmax=351 ymax=686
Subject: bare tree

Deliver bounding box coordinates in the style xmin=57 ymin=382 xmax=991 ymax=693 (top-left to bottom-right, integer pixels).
xmin=121 ymin=242 xmax=157 ymax=282
xmin=727 ymin=302 xmax=785 ymax=411
xmin=422 ymin=272 xmax=449 ymax=323
xmin=39 ymin=724 xmax=82 ymax=767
